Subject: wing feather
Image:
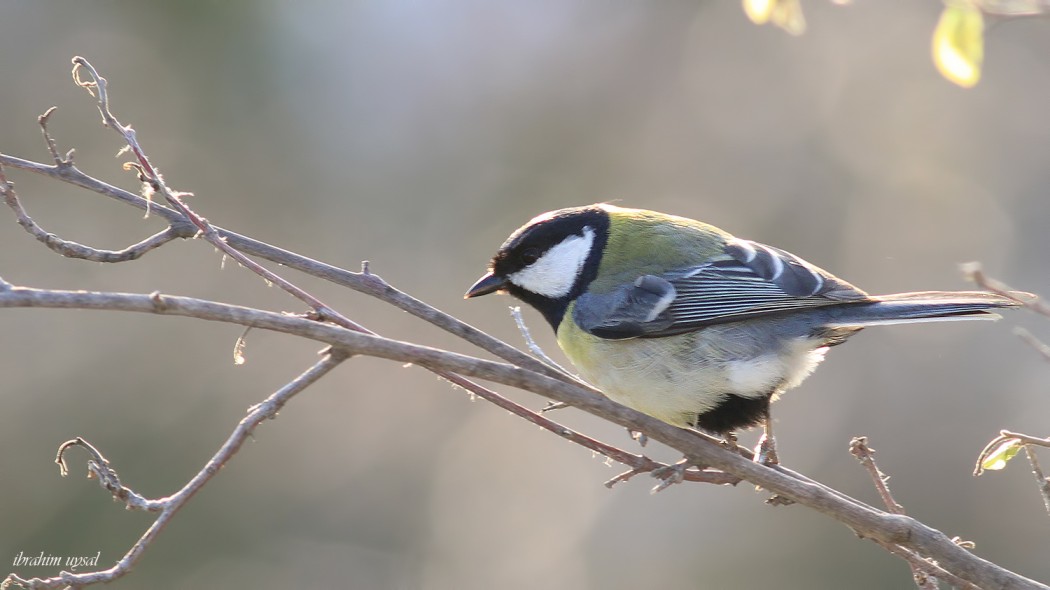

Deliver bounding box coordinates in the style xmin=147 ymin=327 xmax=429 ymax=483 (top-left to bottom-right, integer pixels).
xmin=573 ymin=238 xmax=870 ymax=339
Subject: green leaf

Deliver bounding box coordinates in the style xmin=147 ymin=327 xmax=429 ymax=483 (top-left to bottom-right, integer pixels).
xmin=981 ymin=438 xmax=1023 ymax=471
xmin=932 ymin=2 xmax=985 ymax=88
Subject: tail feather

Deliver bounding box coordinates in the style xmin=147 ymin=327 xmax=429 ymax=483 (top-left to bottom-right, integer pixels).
xmin=824 ymin=291 xmax=1021 ymax=328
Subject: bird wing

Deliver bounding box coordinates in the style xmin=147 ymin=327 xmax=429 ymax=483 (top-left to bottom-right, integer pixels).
xmin=573 ymin=238 xmax=871 ymax=339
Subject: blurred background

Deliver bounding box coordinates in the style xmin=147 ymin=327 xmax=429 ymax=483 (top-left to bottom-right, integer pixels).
xmin=2 ymin=1 xmax=1049 ymax=588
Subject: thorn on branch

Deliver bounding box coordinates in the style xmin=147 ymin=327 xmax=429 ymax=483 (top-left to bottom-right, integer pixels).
xmin=850 ymin=437 xmax=904 ymax=514
xmin=849 ymin=437 xmax=972 ymax=588
xmin=541 ymin=401 xmax=569 ymax=413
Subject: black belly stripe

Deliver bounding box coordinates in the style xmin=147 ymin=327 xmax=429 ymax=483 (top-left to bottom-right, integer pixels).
xmin=689 ymin=394 xmax=772 ymax=434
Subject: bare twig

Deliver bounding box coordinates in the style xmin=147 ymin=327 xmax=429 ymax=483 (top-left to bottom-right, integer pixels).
xmin=3 ymin=352 xmax=347 ymax=590
xmin=26 ymin=61 xmax=613 ymax=505
xmin=850 ymin=437 xmax=905 ymax=515
xmin=0 ymin=154 xmax=577 ymax=388
xmin=850 ymin=437 xmax=972 ymax=589
xmin=1023 ymin=447 xmax=1050 ymax=517
xmin=0 ymin=284 xmax=1045 ymax=590
xmin=1013 ymin=327 xmax=1050 ymax=363
xmin=963 ymin=262 xmax=1049 ymax=316
xmin=509 ymin=306 xmax=576 ymax=376
xmin=2 ymin=58 xmax=1047 ymax=590
xmin=55 ymin=438 xmax=164 ymax=512
xmin=875 ymin=541 xmax=981 ymax=590
xmin=964 ymin=265 xmax=1050 ymax=518
xmin=976 ymin=430 xmax=1050 ymax=517
xmin=5 ymin=82 xmax=647 ymax=557
xmin=37 ymin=107 xmax=66 ymax=164
xmin=72 ymin=58 xmax=367 ymax=331
xmin=2 ymin=165 xmax=182 ymax=261
xmin=71 ymin=57 xmax=582 ymax=388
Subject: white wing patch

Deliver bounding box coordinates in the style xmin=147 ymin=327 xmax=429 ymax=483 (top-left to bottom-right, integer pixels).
xmin=508 ymin=227 xmax=595 ymax=299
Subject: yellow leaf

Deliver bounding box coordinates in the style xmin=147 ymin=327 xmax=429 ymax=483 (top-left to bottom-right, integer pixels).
xmin=932 ymin=3 xmax=985 ymax=88
xmin=743 ymin=0 xmax=776 ymax=24
xmin=743 ymin=0 xmax=806 ymax=35
xmin=772 ymin=0 xmax=806 ymax=35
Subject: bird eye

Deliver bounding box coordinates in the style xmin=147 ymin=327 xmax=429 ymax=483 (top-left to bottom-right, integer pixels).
xmin=520 ymin=248 xmax=540 ymax=266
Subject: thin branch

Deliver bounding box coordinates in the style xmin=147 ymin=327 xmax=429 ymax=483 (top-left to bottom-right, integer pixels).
xmin=963 ymin=262 xmax=1050 ymax=316
xmin=851 ymin=437 xmax=905 ymax=515
xmin=976 ymin=430 xmax=1050 ymax=517
xmin=3 ymin=352 xmax=348 ymax=590
xmin=2 ymin=145 xmax=615 ymax=580
xmin=12 ymin=60 xmax=610 ymax=510
xmin=72 ymin=57 xmax=368 ymax=332
xmin=998 ymin=431 xmax=1050 ymax=449
xmin=2 ymin=58 xmax=1047 ymax=590
xmin=965 ymin=262 xmax=1050 ymax=520
xmin=0 ymin=282 xmax=734 ymax=488
xmin=1013 ymin=327 xmax=1050 ymax=363
xmin=1022 ymin=447 xmax=1050 ymax=517
xmin=3 ymin=146 xmax=582 ymax=493
xmin=55 ymin=438 xmax=164 ymax=512
xmin=1 ymin=165 xmax=182 ymax=261
xmin=874 ymin=541 xmax=980 ymax=590
xmin=510 ymin=305 xmax=589 ymax=386
xmin=0 ymin=285 xmax=1045 ymax=590
xmin=37 ymin=106 xmax=66 ymax=164
xmin=6 ymin=58 xmax=575 ymax=390
xmin=850 ymin=437 xmax=979 ymax=590
xmin=0 ymin=149 xmax=578 ymax=385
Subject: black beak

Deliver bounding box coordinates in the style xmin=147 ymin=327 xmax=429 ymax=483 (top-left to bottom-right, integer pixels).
xmin=464 ymin=272 xmax=508 ymax=298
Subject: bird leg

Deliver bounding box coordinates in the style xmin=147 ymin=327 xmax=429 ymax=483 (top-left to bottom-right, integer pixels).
xmin=754 ymin=415 xmax=780 ymax=465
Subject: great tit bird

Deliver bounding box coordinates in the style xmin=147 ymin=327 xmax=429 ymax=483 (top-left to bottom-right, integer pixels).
xmin=465 ymin=204 xmax=1018 ymax=460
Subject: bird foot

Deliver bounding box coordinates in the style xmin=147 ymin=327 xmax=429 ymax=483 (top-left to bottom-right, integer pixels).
xmin=754 ymin=432 xmax=780 ymax=465
xmin=650 ymin=458 xmax=690 ymax=493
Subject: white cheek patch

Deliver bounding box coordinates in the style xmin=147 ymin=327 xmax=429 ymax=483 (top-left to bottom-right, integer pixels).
xmin=508 ymin=227 xmax=595 ymax=299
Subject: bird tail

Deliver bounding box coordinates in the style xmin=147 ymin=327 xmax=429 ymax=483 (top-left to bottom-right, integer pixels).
xmin=824 ymin=291 xmax=1023 ymax=328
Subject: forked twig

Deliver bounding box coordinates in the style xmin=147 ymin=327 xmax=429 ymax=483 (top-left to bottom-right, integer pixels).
xmin=851 ymin=437 xmax=979 ymax=590
xmin=4 ymin=352 xmax=347 ymax=589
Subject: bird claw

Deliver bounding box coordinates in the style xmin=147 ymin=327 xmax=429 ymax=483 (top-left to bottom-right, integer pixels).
xmin=754 ymin=432 xmax=780 ymax=466
xmin=650 ymin=458 xmax=690 ymax=493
